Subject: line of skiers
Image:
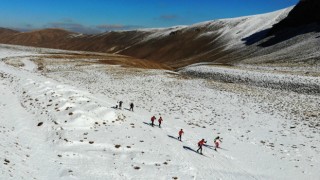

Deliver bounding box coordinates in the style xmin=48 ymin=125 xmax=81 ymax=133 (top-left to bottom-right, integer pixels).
xmin=148 ymin=118 xmax=222 ymax=155
xmin=178 ymin=128 xmax=222 ymax=155
xmin=149 ymin=114 xmax=222 ymax=155
xmin=117 ymin=101 xmax=222 ymax=155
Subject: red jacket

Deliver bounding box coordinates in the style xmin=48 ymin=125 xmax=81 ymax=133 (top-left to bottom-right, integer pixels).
xmin=198 ymin=139 xmax=206 ymax=146
xmin=151 ymin=116 xmax=156 ymax=122
xmin=158 ymin=117 xmax=163 ymax=123
xmin=179 ymin=130 xmax=184 ymax=136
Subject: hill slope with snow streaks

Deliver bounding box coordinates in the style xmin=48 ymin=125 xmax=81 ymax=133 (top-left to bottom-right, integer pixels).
xmin=1 ymin=3 xmax=319 ymax=68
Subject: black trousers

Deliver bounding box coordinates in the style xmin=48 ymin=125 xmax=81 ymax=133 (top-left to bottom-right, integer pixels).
xmin=196 ymin=145 xmax=202 ymax=153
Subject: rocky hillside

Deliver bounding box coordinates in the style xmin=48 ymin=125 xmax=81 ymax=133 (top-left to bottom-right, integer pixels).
xmin=0 ymin=1 xmax=319 ymax=68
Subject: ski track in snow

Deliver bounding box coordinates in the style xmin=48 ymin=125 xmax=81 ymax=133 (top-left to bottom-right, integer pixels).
xmin=0 ymin=45 xmax=319 ymax=180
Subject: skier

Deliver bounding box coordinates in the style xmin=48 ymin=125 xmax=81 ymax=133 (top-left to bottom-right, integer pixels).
xmin=158 ymin=116 xmax=163 ymax=128
xmin=118 ymin=101 xmax=123 ymax=109
xmin=129 ymin=102 xmax=134 ymax=111
xmin=151 ymin=115 xmax=156 ymax=127
xmin=196 ymin=139 xmax=207 ymax=154
xmin=178 ymin=129 xmax=184 ymax=141
xmin=214 ymin=136 xmax=222 ymax=151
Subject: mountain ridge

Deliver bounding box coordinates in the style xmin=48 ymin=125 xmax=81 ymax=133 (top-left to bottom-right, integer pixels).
xmin=0 ymin=1 xmax=319 ymax=68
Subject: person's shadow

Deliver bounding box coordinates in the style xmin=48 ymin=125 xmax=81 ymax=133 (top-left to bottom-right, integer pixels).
xmin=111 ymin=105 xmax=118 ymax=109
xmin=168 ymin=135 xmax=180 ymax=141
xmin=203 ymin=144 xmax=214 ymax=150
xmin=183 ymin=146 xmax=198 ymax=153
xmin=143 ymin=122 xmax=154 ymax=127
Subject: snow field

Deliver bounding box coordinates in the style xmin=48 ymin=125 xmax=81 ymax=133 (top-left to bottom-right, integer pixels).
xmin=0 ymin=45 xmax=319 ymax=179
xmin=44 ymin=58 xmax=320 ymax=179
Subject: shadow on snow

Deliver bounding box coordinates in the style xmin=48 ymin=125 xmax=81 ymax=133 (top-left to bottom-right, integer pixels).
xmin=168 ymin=135 xmax=180 ymax=141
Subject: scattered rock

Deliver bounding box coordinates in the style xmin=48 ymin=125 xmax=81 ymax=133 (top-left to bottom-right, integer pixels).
xmin=115 ymin=145 xmax=121 ymax=148
xmin=4 ymin=159 xmax=10 ymax=163
xmin=37 ymin=122 xmax=43 ymax=126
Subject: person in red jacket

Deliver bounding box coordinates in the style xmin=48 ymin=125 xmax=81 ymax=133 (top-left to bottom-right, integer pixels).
xmin=158 ymin=116 xmax=163 ymax=128
xmin=151 ymin=116 xmax=156 ymax=127
xmin=196 ymin=139 xmax=207 ymax=154
xmin=178 ymin=129 xmax=184 ymax=141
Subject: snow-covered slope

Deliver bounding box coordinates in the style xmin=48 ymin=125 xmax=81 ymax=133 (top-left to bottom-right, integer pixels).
xmin=1 ymin=45 xmax=319 ymax=179
xmin=181 ymin=7 xmax=293 ymax=49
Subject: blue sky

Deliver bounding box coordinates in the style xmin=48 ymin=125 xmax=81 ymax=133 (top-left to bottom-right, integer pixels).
xmin=0 ymin=0 xmax=299 ymax=34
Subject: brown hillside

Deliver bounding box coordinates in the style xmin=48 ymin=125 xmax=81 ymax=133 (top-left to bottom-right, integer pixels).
xmin=0 ymin=28 xmax=19 ymax=38
xmin=0 ymin=28 xmax=74 ymax=48
xmin=0 ymin=27 xmax=232 ymax=68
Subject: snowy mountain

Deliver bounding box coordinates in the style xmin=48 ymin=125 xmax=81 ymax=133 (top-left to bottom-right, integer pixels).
xmin=1 ymin=1 xmax=319 ymax=68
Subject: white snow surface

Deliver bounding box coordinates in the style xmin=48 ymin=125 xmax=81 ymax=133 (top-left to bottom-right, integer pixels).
xmin=0 ymin=45 xmax=319 ymax=180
